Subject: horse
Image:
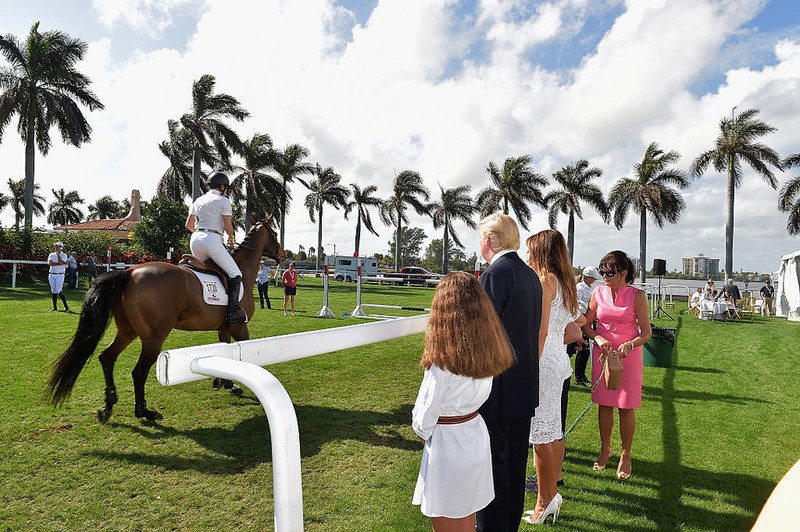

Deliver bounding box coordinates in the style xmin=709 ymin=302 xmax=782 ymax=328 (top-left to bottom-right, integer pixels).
xmin=46 ymin=217 xmax=285 ymax=422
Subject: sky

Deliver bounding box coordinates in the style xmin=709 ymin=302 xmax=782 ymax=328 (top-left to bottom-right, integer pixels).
xmin=1 ymin=0 xmax=800 ymax=275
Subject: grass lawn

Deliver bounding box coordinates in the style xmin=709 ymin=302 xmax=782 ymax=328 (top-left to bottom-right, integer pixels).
xmin=0 ymin=273 xmax=798 ymax=530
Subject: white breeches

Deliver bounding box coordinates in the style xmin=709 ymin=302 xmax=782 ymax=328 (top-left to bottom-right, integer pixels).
xmin=190 ymin=231 xmax=242 ymax=278
xmin=49 ymin=273 xmax=65 ymax=294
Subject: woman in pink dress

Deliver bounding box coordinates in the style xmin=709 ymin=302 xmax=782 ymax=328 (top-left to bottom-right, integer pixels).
xmin=581 ymin=250 xmax=651 ymax=481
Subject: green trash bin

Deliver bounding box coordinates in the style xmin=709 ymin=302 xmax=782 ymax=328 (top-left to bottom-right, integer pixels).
xmin=643 ymin=327 xmax=675 ymax=367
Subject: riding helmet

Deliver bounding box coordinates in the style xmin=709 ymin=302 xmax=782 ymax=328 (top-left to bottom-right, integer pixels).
xmin=206 ymin=171 xmax=230 ymax=189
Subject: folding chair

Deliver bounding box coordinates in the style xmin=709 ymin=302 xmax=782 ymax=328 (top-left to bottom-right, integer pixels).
xmin=737 ymin=299 xmax=754 ymax=321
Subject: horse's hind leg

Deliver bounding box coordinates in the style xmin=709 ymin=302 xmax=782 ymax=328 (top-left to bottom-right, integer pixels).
xmin=133 ymin=337 xmax=168 ymax=421
xmin=96 ymin=328 xmax=137 ymax=423
xmin=213 ymin=327 xmax=248 ymax=396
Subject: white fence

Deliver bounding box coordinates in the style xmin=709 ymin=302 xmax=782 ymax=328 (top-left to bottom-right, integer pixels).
xmin=0 ymin=259 xmax=138 ymax=288
xmin=156 ymin=314 xmax=429 ymax=531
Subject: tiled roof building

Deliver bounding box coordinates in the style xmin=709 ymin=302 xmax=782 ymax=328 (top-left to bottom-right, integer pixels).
xmin=55 ymin=190 xmax=143 ymax=241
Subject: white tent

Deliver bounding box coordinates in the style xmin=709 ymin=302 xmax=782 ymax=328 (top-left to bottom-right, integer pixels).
xmin=776 ymin=250 xmax=800 ymax=322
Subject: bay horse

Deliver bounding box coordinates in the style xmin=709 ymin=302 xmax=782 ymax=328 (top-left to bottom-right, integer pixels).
xmin=47 ymin=218 xmax=284 ymax=422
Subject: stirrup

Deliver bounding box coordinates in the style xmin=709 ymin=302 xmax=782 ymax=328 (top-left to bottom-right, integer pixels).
xmin=227 ymin=307 xmax=248 ymax=324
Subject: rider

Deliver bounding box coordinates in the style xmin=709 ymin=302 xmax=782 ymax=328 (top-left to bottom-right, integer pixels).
xmin=184 ymin=171 xmax=247 ymax=324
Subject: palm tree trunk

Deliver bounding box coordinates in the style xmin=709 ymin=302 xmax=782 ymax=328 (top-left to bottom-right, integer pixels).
xmin=316 ymin=204 xmax=323 ymax=271
xmin=567 ymin=212 xmax=576 ymax=264
xmin=725 ymin=167 xmax=735 ymax=278
xmin=354 ymin=212 xmax=362 ymax=257
xmin=639 ymin=209 xmax=647 ymax=284
xmin=442 ymin=226 xmax=449 ymax=274
xmin=24 ymin=121 xmax=35 ymax=230
xmin=192 ymin=147 xmax=202 ymax=201
xmin=503 ymin=197 xmax=509 ymax=215
xmin=394 ymin=206 xmax=401 ymax=271
xmin=280 ymin=178 xmax=288 ymax=249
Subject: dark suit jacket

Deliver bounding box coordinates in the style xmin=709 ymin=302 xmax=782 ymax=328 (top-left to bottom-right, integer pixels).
xmin=718 ymin=283 xmax=742 ymax=301
xmin=478 ymin=252 xmax=542 ymax=421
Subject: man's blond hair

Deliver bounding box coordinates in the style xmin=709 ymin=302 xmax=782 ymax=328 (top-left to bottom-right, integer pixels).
xmin=478 ymin=213 xmax=520 ymax=252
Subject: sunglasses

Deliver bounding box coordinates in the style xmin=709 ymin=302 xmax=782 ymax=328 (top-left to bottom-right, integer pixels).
xmin=599 ymin=269 xmax=621 ymax=278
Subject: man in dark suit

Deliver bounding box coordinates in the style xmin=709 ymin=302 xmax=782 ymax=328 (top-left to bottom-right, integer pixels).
xmin=717 ymin=278 xmax=742 ymax=302
xmin=476 ymin=213 xmax=542 ymax=531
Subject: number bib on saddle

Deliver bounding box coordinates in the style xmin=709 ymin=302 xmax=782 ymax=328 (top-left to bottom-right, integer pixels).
xmin=185 ymin=269 xmax=243 ymax=306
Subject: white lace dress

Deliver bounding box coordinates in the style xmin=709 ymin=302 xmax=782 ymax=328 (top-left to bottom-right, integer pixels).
xmin=530 ymin=286 xmax=580 ymax=444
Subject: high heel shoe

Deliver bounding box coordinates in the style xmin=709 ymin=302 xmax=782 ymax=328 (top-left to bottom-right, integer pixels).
xmin=592 ymin=449 xmax=613 ymax=471
xmin=521 ymin=492 xmax=563 ymax=525
xmin=616 ymin=456 xmax=632 ymax=480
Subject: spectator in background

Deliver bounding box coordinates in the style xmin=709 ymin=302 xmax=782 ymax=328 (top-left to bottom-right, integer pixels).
xmin=760 ymin=279 xmax=775 ymax=317
xmin=569 ymin=266 xmax=601 ymax=387
xmin=85 ymin=251 xmax=98 ymax=287
xmin=282 ymin=262 xmax=298 ymax=316
xmin=47 ymin=242 xmax=69 ymax=312
xmin=689 ymin=287 xmax=703 ymax=309
xmin=257 ymin=260 xmax=272 ymax=310
xmin=704 ymin=279 xmax=716 ymax=297
xmin=702 ymin=288 xmax=714 ymax=301
xmin=66 ymin=251 xmax=78 ymax=289
xmin=717 ymin=278 xmax=741 ymax=303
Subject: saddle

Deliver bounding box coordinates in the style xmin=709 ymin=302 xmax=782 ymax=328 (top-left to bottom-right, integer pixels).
xmin=179 ymin=254 xmax=230 ymax=293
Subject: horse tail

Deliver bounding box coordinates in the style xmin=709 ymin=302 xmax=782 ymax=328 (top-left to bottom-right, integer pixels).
xmin=47 ymin=269 xmax=131 ymax=406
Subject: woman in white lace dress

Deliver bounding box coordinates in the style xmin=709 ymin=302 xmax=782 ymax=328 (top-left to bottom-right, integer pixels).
xmin=524 ymin=230 xmax=585 ymax=524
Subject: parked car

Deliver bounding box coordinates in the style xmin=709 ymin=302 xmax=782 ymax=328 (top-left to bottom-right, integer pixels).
xmin=384 ymin=266 xmax=440 ymax=286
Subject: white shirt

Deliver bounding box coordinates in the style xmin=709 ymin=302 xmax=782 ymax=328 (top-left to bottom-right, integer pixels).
xmin=488 ymin=248 xmax=515 ymax=265
xmin=576 ymin=279 xmax=596 ymax=315
xmin=48 ymin=252 xmax=67 ymax=274
xmin=190 ymin=189 xmax=231 ymax=235
xmin=690 ymin=291 xmax=703 ymax=307
xmin=67 ymin=255 xmax=77 ymax=269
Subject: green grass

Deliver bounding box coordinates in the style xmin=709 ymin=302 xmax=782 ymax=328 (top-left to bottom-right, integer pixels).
xmin=0 ymin=275 xmax=798 ymax=530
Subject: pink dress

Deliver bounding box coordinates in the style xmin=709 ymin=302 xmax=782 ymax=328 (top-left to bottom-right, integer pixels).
xmin=591 ymin=285 xmax=643 ymax=409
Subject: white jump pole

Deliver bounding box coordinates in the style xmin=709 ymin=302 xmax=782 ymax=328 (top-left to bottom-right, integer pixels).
xmin=316 ymin=264 xmax=334 ymax=318
xmin=190 ymin=357 xmax=303 ymax=532
xmin=352 ymin=258 xmax=366 ymax=317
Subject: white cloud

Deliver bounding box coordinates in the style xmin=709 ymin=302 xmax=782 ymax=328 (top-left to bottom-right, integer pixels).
xmin=1 ymin=0 xmax=799 ymax=274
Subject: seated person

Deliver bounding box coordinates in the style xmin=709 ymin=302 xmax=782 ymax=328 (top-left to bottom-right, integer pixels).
xmin=702 ymin=288 xmax=714 ymax=301
xmin=689 ymin=287 xmax=703 ymax=308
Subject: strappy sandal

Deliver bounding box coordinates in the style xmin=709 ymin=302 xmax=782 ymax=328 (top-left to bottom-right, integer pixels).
xmin=592 ymin=449 xmax=613 ymax=471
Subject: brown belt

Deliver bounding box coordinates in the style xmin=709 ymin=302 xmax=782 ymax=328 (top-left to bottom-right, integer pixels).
xmin=197 ymin=228 xmax=222 ymax=236
xmin=437 ymin=410 xmax=479 ymax=425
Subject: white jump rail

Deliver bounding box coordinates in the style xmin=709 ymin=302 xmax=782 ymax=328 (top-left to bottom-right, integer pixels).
xmin=156 ymin=314 xmax=429 ymax=532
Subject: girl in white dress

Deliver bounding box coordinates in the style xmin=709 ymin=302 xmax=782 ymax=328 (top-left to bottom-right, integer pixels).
xmin=524 ymin=230 xmax=585 ymax=525
xmin=412 ymin=272 xmax=514 ymax=532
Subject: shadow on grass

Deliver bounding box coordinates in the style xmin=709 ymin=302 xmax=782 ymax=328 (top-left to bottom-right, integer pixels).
xmin=87 ymin=402 xmax=417 ymax=473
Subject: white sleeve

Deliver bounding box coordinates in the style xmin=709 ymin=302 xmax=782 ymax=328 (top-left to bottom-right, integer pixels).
xmin=411 ymin=365 xmax=450 ymax=441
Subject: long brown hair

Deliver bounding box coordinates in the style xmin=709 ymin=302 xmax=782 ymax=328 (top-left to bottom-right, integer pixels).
xmin=526 ymin=229 xmax=578 ymax=313
xmin=421 ymin=272 xmax=515 ymax=378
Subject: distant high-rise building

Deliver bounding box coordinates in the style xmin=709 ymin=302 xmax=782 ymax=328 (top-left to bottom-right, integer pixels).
xmin=682 ymin=253 xmax=720 ymax=278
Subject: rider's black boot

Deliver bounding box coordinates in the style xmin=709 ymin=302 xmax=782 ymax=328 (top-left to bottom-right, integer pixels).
xmin=226 ymin=275 xmax=248 ymax=324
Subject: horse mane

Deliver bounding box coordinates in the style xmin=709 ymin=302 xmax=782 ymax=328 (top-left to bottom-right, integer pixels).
xmin=231 ymin=222 xmax=262 ymax=257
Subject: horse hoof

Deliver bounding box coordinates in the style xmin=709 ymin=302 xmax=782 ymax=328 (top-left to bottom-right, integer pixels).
xmin=221 ymin=379 xmax=234 ymax=390
xmin=97 ymin=408 xmax=111 ymax=424
xmin=212 ymin=377 xmax=223 ymax=390
xmin=229 ymin=385 xmax=243 ymax=397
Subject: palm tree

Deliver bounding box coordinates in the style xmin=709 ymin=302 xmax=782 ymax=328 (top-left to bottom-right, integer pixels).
xmin=273 ymin=144 xmax=314 ymax=248
xmin=475 ymin=155 xmax=548 ymax=230
xmin=156 ymin=119 xmax=198 ymax=202
xmin=304 ymin=165 xmax=350 ymax=270
xmin=87 ymin=195 xmax=122 ymax=220
xmin=608 ymin=142 xmax=689 ymax=283
xmin=545 ymin=160 xmax=609 ymax=262
xmin=0 ymin=22 xmax=104 ymax=230
xmin=0 ymin=192 xmax=8 ymax=220
xmin=344 ymin=184 xmax=383 ymax=257
xmin=48 ymin=188 xmax=84 ymax=226
xmin=7 ymin=178 xmax=44 ymax=230
xmin=778 ymin=153 xmax=800 ymax=235
xmin=692 ymin=107 xmax=783 ymax=276
xmin=180 ymin=74 xmax=249 ymax=201
xmin=430 ymin=185 xmax=476 ymax=274
xmin=379 ymin=170 xmax=431 ymax=271
xmin=229 ymin=133 xmax=283 ymax=231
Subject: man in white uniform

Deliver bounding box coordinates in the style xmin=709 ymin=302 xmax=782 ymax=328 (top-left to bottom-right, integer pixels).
xmin=184 ymin=171 xmax=247 ymax=324
xmin=570 ymin=266 xmax=600 ymax=386
xmin=47 ymin=242 xmax=70 ymax=312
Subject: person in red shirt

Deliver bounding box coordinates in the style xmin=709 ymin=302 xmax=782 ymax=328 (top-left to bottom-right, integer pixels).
xmin=282 ymin=262 xmax=298 ymax=316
